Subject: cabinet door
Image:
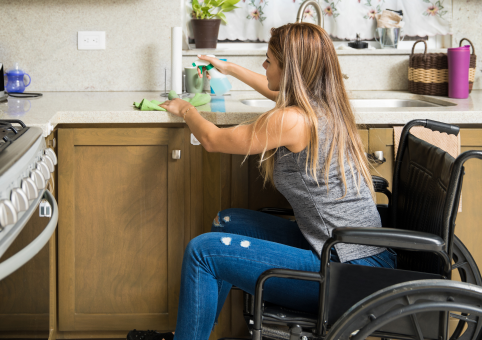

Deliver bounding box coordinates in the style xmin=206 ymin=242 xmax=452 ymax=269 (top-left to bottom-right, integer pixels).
xmin=58 ymin=128 xmax=184 ymax=331
xmin=0 ymin=206 xmax=50 ymax=333
xmin=454 ymin=130 xmax=482 ymax=275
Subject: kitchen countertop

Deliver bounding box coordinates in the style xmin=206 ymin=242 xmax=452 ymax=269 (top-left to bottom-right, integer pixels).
xmin=1 ymin=90 xmax=482 ymax=137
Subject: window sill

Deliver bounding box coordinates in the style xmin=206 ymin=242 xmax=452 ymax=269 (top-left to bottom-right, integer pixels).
xmin=183 ymin=46 xmax=448 ymax=56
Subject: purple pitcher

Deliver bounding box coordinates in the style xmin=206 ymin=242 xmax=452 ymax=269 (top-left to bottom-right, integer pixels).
xmin=448 ymin=45 xmax=470 ymax=99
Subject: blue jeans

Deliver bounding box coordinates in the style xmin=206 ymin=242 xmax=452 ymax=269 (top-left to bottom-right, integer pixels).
xmin=173 ymin=208 xmax=396 ymax=340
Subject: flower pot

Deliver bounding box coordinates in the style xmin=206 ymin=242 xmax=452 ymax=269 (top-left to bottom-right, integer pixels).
xmin=191 ymin=19 xmax=221 ymax=49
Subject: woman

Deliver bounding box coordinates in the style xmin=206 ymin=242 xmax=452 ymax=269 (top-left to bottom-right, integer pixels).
xmin=128 ymin=23 xmax=396 ymax=340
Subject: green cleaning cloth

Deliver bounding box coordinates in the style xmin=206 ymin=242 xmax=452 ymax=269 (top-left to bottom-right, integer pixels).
xmin=133 ymin=93 xmax=211 ymax=112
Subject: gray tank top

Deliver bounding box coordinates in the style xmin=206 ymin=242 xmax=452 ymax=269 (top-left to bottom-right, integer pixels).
xmin=273 ymin=121 xmax=384 ymax=263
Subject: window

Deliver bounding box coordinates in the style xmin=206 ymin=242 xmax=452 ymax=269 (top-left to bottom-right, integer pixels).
xmin=185 ymin=0 xmax=452 ymax=47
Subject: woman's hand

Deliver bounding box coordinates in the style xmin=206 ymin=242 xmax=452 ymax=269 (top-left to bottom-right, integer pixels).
xmin=196 ymin=55 xmax=230 ymax=79
xmin=159 ymin=98 xmax=193 ymax=117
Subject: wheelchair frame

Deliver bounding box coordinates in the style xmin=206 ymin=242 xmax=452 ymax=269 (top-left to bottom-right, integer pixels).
xmin=244 ymin=120 xmax=482 ymax=340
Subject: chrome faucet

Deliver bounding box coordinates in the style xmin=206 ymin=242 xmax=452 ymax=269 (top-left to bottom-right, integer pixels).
xmin=296 ymin=0 xmax=323 ymax=27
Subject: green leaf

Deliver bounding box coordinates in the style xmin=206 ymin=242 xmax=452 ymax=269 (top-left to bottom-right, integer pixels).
xmin=221 ymin=4 xmax=239 ymax=12
xmin=202 ymin=7 xmax=211 ymax=15
xmin=221 ymin=4 xmax=238 ymax=12
xmin=216 ymin=11 xmax=228 ymax=24
xmin=221 ymin=0 xmax=241 ymax=6
xmin=422 ymin=0 xmax=430 ymax=2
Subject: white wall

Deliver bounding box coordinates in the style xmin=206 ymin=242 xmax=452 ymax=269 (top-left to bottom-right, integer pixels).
xmin=0 ymin=0 xmax=182 ymax=91
xmin=0 ymin=0 xmax=480 ymax=91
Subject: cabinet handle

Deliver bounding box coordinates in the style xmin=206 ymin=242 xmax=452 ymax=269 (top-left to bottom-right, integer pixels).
xmin=172 ymin=150 xmax=181 ymax=160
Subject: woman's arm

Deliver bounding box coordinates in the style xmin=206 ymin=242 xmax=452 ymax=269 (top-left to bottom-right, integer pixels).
xmin=196 ymin=55 xmax=278 ymax=101
xmin=159 ymin=99 xmax=307 ymax=155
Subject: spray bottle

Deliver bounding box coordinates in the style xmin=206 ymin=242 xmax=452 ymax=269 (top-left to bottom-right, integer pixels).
xmin=192 ymin=55 xmax=232 ymax=96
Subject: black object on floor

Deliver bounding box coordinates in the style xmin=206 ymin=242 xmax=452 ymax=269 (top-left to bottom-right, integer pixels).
xmin=127 ymin=329 xmax=174 ymax=340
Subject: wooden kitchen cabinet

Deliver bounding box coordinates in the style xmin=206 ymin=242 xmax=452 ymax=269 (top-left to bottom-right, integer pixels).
xmin=46 ymin=124 xmax=482 ymax=339
xmin=57 ymin=128 xmax=185 ymax=332
xmin=454 ymin=129 xmax=482 ymax=276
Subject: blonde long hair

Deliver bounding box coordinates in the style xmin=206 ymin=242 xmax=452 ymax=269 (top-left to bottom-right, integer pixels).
xmin=248 ymin=23 xmax=374 ymax=199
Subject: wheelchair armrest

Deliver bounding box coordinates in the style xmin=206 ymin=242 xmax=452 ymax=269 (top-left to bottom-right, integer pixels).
xmin=372 ymin=175 xmax=389 ymax=192
xmin=332 ymin=227 xmax=445 ymax=252
xmin=372 ymin=175 xmax=392 ymax=204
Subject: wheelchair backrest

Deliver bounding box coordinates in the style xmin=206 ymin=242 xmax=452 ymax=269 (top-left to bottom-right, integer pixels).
xmin=392 ymin=132 xmax=458 ymax=275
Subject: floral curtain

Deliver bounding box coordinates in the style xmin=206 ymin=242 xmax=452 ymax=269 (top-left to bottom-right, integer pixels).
xmin=186 ymin=0 xmax=452 ymax=42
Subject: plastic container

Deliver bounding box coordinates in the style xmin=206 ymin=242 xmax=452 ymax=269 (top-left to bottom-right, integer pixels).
xmin=5 ymin=63 xmax=31 ymax=93
xmin=211 ymin=58 xmax=227 ymax=94
xmin=192 ymin=55 xmax=232 ymax=96
xmin=448 ymin=45 xmax=471 ymax=99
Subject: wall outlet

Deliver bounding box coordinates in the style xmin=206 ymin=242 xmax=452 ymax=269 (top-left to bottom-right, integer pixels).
xmin=78 ymin=31 xmax=106 ymax=50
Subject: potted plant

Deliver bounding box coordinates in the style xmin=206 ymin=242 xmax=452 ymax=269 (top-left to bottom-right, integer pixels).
xmin=191 ymin=0 xmax=241 ymax=48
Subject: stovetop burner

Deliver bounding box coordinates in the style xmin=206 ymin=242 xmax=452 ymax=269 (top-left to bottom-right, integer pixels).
xmin=0 ymin=119 xmax=29 ymax=154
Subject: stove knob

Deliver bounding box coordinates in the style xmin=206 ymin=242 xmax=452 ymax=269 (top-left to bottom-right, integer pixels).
xmin=44 ymin=148 xmax=57 ymax=165
xmin=11 ymin=188 xmax=29 ymax=212
xmin=21 ymin=178 xmax=39 ymax=200
xmin=30 ymin=169 xmax=46 ymax=190
xmin=42 ymin=155 xmax=55 ymax=173
xmin=36 ymin=161 xmax=51 ymax=180
xmin=0 ymin=200 xmax=17 ymax=229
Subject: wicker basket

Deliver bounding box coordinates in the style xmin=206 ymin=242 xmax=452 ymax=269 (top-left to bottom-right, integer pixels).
xmin=460 ymin=38 xmax=477 ymax=93
xmin=408 ymin=40 xmax=448 ymax=96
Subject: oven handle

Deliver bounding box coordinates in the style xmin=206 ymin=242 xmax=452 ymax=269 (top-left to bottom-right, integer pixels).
xmin=0 ymin=190 xmax=58 ymax=281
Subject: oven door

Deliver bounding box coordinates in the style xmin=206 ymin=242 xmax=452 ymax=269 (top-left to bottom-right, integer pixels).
xmin=0 ymin=189 xmax=58 ymax=281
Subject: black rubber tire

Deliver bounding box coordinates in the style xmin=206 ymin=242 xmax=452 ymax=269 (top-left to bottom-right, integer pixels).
xmin=449 ymin=236 xmax=482 ymax=340
xmin=326 ymin=280 xmax=482 ymax=340
xmin=453 ymin=235 xmax=482 ymax=286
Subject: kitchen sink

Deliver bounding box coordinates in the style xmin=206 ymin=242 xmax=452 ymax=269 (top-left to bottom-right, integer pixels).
xmin=350 ymin=99 xmax=441 ymax=108
xmin=241 ymin=98 xmax=442 ymax=109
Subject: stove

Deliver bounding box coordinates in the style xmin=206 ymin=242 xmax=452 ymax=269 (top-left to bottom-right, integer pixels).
xmin=0 ymin=120 xmax=30 ymax=154
xmin=0 ymin=119 xmax=58 ymax=280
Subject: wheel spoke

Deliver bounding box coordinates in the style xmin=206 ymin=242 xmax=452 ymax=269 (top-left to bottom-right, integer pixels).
xmin=406 ymin=296 xmax=425 ymax=340
xmin=450 ymin=313 xmax=478 ymax=324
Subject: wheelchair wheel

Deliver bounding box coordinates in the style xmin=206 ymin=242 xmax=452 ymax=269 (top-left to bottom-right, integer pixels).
xmin=325 ymin=280 xmax=482 ymax=340
xmin=453 ymin=235 xmax=482 ymax=286
xmin=451 ymin=235 xmax=482 ymax=340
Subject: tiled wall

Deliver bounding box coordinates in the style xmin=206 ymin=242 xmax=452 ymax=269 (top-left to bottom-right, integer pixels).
xmin=0 ymin=0 xmax=480 ymax=91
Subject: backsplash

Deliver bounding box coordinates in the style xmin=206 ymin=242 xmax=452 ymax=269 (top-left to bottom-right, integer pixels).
xmin=0 ymin=0 xmax=480 ymax=91
xmin=0 ymin=0 xmax=183 ymax=92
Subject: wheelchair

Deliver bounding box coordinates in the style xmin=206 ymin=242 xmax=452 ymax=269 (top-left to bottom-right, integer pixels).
xmin=222 ymin=119 xmax=482 ymax=340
